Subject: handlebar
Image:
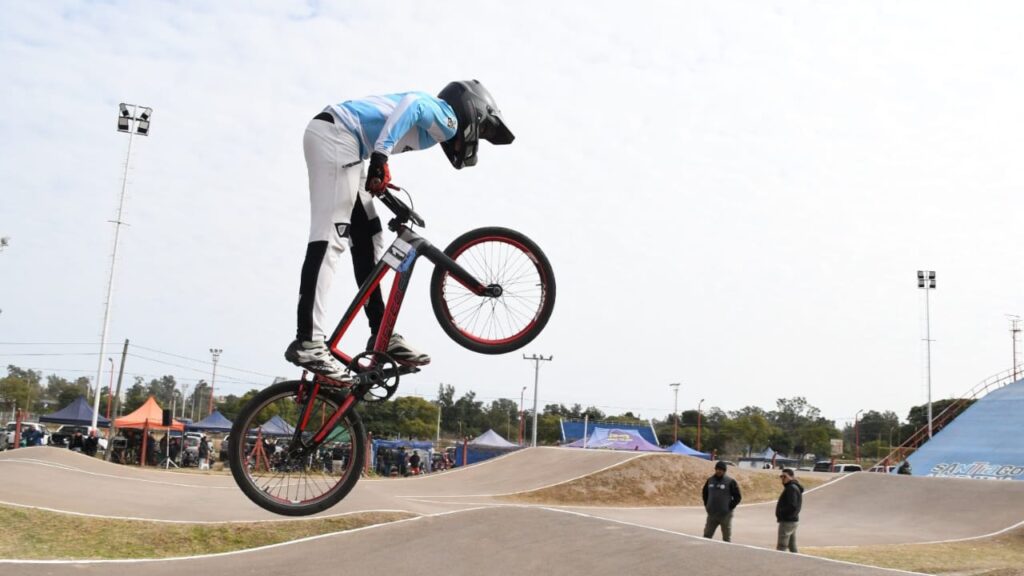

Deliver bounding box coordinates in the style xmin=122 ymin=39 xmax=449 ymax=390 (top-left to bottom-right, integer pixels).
xmin=376 ymin=183 xmax=425 ymax=229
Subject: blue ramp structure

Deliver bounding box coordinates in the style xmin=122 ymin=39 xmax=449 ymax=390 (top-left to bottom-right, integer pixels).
xmin=907 ymin=378 xmax=1024 ymax=481
xmin=560 ymin=418 xmax=658 ymax=446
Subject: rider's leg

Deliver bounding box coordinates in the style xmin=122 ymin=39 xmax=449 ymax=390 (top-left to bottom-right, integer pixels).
xmin=349 ymin=192 xmax=385 ymax=346
xmin=350 ymin=187 xmax=430 ymax=366
xmin=287 ymin=116 xmax=360 ymax=381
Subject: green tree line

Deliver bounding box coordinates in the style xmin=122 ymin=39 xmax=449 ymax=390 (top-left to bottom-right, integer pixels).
xmin=0 ymin=365 xmax=974 ymax=458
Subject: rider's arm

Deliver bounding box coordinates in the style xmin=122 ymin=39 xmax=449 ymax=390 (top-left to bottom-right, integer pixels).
xmin=373 ymin=92 xmax=456 ymax=156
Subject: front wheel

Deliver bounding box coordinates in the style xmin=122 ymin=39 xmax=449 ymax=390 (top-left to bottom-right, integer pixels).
xmin=228 ymin=381 xmax=365 ymax=516
xmin=430 ymin=227 xmax=555 ymax=354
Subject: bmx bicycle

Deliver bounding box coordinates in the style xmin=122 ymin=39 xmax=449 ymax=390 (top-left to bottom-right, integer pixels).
xmin=228 ymin=184 xmax=555 ymax=516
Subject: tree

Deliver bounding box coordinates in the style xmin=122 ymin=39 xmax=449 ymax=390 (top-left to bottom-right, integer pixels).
xmin=45 ymin=375 xmax=90 ymax=408
xmin=723 ymin=411 xmax=776 ymax=456
xmin=905 ymin=399 xmax=974 ymax=437
xmin=0 ymin=365 xmax=44 ymax=414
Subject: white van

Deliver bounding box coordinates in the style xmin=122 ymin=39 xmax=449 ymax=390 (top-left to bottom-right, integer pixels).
xmin=832 ymin=463 xmax=862 ymax=473
xmin=4 ymin=422 xmax=51 ymax=447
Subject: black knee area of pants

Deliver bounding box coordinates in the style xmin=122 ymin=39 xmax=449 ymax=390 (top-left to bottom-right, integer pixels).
xmin=297 ymin=241 xmax=329 ymax=341
xmin=351 ymin=199 xmax=384 ymax=336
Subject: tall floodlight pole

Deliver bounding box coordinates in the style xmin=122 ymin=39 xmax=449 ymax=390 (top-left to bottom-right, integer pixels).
xmin=669 ymin=383 xmax=680 ymax=443
xmin=854 ymin=409 xmax=864 ymax=462
xmin=523 ymin=354 xmax=553 ymax=447
xmin=917 ymin=270 xmax=936 ymax=438
xmin=208 ymin=348 xmax=222 ymax=416
xmin=1009 ymin=315 xmax=1021 ymax=382
xmin=697 ymin=398 xmax=705 ymax=452
xmin=92 ymin=104 xmax=152 ymax=430
xmin=519 ymin=385 xmax=527 ymax=446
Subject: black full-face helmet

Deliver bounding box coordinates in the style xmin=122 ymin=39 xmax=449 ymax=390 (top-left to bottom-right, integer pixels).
xmin=438 ymin=80 xmax=514 ymax=169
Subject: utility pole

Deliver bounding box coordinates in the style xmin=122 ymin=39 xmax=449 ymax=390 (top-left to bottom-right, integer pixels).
xmin=917 ymin=270 xmax=936 ymax=438
xmin=92 ymin=104 xmax=152 ymax=431
xmin=1009 ymin=315 xmax=1021 ymax=382
xmin=523 ymin=354 xmax=553 ymax=447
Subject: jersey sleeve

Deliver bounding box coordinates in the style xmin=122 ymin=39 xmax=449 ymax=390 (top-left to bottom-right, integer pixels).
xmin=373 ymin=93 xmax=457 ymax=156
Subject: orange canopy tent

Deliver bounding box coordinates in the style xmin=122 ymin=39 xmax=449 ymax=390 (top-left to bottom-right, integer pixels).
xmin=113 ymin=396 xmax=184 ymax=431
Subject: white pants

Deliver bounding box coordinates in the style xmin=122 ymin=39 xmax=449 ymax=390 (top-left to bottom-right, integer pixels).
xmin=298 ymin=117 xmax=386 ymax=341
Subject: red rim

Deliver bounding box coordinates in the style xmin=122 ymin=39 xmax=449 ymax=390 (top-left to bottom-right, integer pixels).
xmin=441 ymin=235 xmax=548 ymax=346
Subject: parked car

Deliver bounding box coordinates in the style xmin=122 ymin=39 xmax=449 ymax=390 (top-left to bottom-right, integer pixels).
xmin=812 ymin=460 xmax=834 ymax=472
xmin=4 ymin=422 xmax=50 ymax=447
xmin=832 ymin=464 xmax=863 ymax=473
xmin=51 ymin=425 xmax=108 ymax=452
xmin=868 ymin=465 xmax=895 ymax=473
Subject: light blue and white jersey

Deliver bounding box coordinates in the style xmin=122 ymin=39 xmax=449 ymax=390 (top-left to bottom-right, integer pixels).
xmin=326 ymin=92 xmax=457 ymax=159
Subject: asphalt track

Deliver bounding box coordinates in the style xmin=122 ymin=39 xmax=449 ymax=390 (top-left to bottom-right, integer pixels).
xmin=3 ymin=446 xmax=1023 ymax=575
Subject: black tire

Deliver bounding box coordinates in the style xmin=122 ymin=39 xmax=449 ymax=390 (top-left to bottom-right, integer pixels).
xmin=430 ymin=227 xmax=555 ymax=354
xmin=228 ymin=381 xmax=365 ymax=516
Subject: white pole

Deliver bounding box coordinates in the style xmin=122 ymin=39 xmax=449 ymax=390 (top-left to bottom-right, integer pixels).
xmin=583 ymin=414 xmax=589 ymax=449
xmin=925 ymin=285 xmax=933 ymax=438
xmin=92 ymin=107 xmax=137 ymax=430
xmin=524 ymin=354 xmax=553 ymax=448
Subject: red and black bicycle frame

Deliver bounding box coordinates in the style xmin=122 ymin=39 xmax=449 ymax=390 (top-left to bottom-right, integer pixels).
xmin=295 ymin=224 xmax=492 ymax=450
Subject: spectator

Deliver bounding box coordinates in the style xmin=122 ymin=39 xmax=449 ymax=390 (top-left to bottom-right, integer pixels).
xmin=409 ymin=451 xmax=421 ymax=475
xmin=897 ymin=461 xmax=912 ymax=475
xmin=198 ymin=434 xmax=210 ymax=470
xmin=83 ymin=429 xmax=99 ymax=456
xmin=398 ymin=447 xmax=408 ymax=476
xmin=169 ymin=436 xmax=180 ymax=462
xmin=702 ymin=461 xmax=742 ymax=542
xmin=69 ymin=430 xmax=85 ymax=452
xmin=775 ymin=468 xmax=803 ymax=553
xmin=146 ymin=432 xmax=157 ymax=465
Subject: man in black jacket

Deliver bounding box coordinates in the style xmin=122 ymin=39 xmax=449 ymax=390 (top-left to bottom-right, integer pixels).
xmin=775 ymin=468 xmax=804 ymax=552
xmin=702 ymin=461 xmax=742 ymax=541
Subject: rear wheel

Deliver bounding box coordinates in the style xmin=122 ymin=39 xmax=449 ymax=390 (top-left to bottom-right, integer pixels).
xmin=228 ymin=381 xmax=365 ymax=516
xmin=430 ymin=227 xmax=555 ymax=354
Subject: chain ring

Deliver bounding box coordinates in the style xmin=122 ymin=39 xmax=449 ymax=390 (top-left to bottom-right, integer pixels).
xmin=348 ymin=351 xmax=400 ymax=402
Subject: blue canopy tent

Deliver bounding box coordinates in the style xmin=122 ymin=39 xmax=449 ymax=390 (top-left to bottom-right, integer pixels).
xmin=187 ymin=410 xmax=233 ymax=433
xmin=453 ymin=429 xmax=521 ymax=466
xmin=371 ymin=438 xmax=434 ymax=474
xmin=39 ymin=396 xmax=111 ymax=428
xmin=257 ymin=415 xmax=295 ymax=437
xmin=667 ymin=440 xmax=711 ymax=460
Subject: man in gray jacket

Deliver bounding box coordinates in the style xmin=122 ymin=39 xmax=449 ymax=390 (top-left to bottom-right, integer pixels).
xmin=702 ymin=460 xmax=742 ymax=541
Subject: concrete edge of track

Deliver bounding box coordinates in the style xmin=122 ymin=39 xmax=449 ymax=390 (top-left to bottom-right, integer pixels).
xmin=0 ymin=504 xmax=929 ymax=575
xmin=0 ymin=499 xmax=419 ymax=525
xmin=809 ymin=518 xmax=1024 ymax=548
xmin=0 ymin=458 xmax=233 ymax=489
xmin=540 ymin=507 xmax=930 ymax=576
xmin=398 ymin=454 xmax=848 ymax=504
xmin=392 ymin=451 xmax=650 ymax=498
xmin=0 ymin=507 xmax=485 ymax=565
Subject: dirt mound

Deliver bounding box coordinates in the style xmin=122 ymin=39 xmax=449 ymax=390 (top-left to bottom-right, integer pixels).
xmin=502 ymin=454 xmax=826 ymax=507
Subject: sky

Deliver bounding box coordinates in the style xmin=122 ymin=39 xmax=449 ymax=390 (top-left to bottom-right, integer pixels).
xmin=2 ymin=0 xmax=1023 ymax=428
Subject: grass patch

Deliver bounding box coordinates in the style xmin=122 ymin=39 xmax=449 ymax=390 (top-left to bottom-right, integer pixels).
xmin=0 ymin=504 xmax=414 ymax=560
xmin=805 ymin=527 xmax=1024 ymax=576
xmin=503 ymin=454 xmax=826 ymax=506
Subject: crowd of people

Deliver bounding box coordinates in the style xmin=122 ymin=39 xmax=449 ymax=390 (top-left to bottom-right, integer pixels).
xmin=701 ymin=461 xmax=804 ymax=553
xmin=374 ymin=446 xmax=454 ymax=477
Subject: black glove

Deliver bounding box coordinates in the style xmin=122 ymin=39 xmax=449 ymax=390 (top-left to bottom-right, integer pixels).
xmin=365 ymin=152 xmax=390 ymax=194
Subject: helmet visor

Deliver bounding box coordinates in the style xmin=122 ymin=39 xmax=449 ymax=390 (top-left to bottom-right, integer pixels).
xmin=478 ymin=115 xmax=514 ymax=145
